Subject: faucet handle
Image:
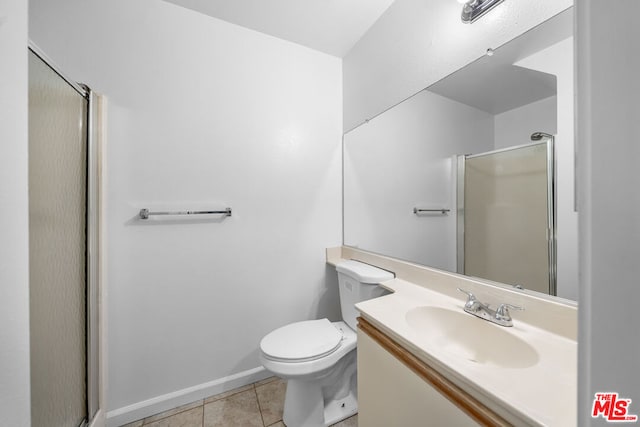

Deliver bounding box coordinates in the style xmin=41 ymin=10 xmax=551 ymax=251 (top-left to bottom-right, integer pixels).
xmin=457 ymin=288 xmax=478 ymax=309
xmin=457 ymin=288 xmax=476 ymax=300
xmin=495 ymin=303 xmax=524 ymax=322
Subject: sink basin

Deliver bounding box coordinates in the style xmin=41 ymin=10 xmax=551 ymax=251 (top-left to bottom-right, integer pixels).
xmin=405 ymin=306 xmax=539 ymax=369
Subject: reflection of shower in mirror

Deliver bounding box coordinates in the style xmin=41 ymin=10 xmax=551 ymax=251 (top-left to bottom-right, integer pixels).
xmin=458 ymin=138 xmax=555 ymax=296
xmin=342 ymin=8 xmax=578 ymax=301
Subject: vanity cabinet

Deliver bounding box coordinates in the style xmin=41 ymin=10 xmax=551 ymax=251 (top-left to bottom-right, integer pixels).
xmin=357 ymin=317 xmax=509 ymax=427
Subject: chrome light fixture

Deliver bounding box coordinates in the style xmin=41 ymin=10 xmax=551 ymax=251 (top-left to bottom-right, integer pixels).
xmin=461 ymin=0 xmax=505 ymax=23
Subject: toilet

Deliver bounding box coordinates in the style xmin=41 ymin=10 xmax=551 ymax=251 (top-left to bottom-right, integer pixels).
xmin=259 ymin=260 xmax=394 ymax=427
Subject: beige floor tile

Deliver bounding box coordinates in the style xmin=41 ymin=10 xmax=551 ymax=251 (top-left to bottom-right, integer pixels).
xmin=254 ymin=376 xmax=279 ymax=387
xmin=144 ymin=400 xmax=203 ymax=424
xmin=120 ymin=420 xmax=143 ymax=427
xmin=255 ymin=378 xmax=287 ymax=426
xmin=203 ymin=388 xmax=263 ymax=427
xmin=204 ymin=384 xmax=254 ymax=404
xmin=330 ymin=414 xmax=358 ymax=427
xmin=266 ymin=422 xmax=285 ymax=427
xmin=145 ymin=406 xmax=203 ymax=427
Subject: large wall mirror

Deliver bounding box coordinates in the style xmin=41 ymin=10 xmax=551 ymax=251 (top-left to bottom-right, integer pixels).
xmin=343 ymin=7 xmax=577 ymax=301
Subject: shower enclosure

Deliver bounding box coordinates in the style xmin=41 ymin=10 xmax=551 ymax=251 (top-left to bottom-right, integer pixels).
xmin=28 ymin=46 xmax=100 ymax=427
xmin=457 ymin=138 xmax=556 ymax=295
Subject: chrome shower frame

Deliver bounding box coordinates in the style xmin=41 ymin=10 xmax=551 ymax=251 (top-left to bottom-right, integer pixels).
xmin=457 ymin=137 xmax=557 ymax=296
xmin=28 ymin=41 xmax=101 ymax=427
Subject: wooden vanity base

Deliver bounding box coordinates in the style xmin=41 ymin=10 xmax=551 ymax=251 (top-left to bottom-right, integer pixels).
xmin=358 ymin=316 xmax=511 ymax=427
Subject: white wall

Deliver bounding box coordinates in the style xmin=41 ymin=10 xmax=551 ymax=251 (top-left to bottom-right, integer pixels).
xmin=576 ymin=1 xmax=640 ymax=425
xmin=344 ymin=90 xmax=494 ymax=271
xmin=516 ymin=38 xmax=578 ymax=301
xmin=29 ymin=0 xmax=343 ymax=424
xmin=343 ymin=0 xmax=572 ymax=132
xmin=494 ymin=96 xmax=557 ymax=149
xmin=0 ymin=1 xmax=31 ymax=426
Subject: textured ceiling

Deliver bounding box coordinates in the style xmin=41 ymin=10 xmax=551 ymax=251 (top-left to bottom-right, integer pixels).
xmin=163 ymin=0 xmax=397 ymax=57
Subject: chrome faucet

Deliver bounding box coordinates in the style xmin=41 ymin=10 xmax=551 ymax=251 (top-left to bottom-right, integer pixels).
xmin=457 ymin=288 xmax=523 ymax=327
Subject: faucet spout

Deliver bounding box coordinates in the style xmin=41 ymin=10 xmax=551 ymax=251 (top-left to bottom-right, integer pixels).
xmin=457 ymin=288 xmax=524 ymax=327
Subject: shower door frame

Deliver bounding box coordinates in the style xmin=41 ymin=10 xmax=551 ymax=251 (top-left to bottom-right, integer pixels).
xmin=456 ymin=138 xmax=556 ymax=296
xmin=28 ymin=42 xmax=100 ymax=427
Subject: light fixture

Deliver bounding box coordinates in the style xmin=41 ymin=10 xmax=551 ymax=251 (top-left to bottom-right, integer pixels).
xmin=461 ymin=0 xmax=505 ymax=23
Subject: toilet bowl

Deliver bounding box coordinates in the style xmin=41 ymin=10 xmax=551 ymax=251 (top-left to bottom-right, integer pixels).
xmin=260 ymin=320 xmax=357 ymax=426
xmin=258 ymin=260 xmax=394 ymax=427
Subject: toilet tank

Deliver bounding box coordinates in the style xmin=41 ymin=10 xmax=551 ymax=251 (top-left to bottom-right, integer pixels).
xmin=336 ymin=260 xmax=394 ymax=330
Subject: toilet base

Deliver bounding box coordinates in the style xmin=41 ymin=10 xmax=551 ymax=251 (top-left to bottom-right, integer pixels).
xmin=281 ymin=349 xmax=357 ymax=427
xmin=282 ymin=380 xmax=357 ymax=427
xmin=323 ymin=390 xmax=357 ymax=426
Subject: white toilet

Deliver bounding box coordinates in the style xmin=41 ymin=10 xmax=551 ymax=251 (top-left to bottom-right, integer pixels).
xmin=259 ymin=260 xmax=394 ymax=427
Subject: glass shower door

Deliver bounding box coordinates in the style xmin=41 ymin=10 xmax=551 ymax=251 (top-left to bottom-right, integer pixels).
xmin=28 ymin=49 xmax=88 ymax=427
xmin=460 ymin=141 xmax=555 ymax=295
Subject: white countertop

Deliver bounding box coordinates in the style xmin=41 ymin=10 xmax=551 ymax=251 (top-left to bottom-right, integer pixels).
xmin=356 ymin=278 xmax=577 ymax=426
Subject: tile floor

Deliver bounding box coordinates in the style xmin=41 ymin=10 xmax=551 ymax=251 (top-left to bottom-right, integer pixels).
xmin=120 ymin=376 xmax=358 ymax=427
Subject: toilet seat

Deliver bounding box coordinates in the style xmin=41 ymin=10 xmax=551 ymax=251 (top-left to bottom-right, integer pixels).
xmin=260 ymin=319 xmax=343 ymax=362
xmin=259 ymin=321 xmax=357 ymax=380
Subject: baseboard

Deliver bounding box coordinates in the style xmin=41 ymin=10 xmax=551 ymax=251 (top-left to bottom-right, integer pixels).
xmin=105 ymin=366 xmax=271 ymax=427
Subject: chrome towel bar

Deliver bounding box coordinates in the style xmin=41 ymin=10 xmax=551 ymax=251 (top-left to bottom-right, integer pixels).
xmin=413 ymin=208 xmax=450 ymax=214
xmin=139 ymin=208 xmax=232 ymax=219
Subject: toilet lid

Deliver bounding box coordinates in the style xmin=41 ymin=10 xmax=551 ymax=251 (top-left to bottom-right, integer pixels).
xmin=260 ymin=319 xmax=343 ymax=362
